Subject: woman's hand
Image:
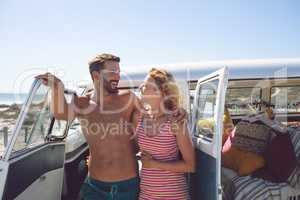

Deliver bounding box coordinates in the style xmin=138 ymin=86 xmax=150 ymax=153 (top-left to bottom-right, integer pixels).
xmin=141 ymin=151 xmax=156 ymax=168
xmin=172 ymin=108 xmax=188 ymax=123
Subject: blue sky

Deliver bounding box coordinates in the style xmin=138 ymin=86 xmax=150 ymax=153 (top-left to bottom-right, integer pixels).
xmin=0 ymin=0 xmax=299 ymax=93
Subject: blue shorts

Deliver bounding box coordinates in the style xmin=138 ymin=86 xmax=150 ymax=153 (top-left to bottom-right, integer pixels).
xmin=80 ymin=176 xmax=139 ymax=200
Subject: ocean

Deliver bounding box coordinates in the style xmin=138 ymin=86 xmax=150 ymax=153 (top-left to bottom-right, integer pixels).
xmin=0 ymin=93 xmax=28 ymax=105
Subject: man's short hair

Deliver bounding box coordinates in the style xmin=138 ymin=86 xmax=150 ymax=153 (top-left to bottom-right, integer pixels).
xmin=89 ymin=53 xmax=120 ymax=79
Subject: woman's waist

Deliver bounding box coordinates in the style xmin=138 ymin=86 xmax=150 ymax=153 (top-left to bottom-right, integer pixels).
xmin=146 ymin=152 xmax=179 ymax=161
xmin=140 ymin=168 xmax=186 ymax=178
xmin=140 ymin=169 xmax=188 ymax=189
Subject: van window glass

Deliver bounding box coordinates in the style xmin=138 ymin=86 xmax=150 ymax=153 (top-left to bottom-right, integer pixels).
xmin=50 ymin=93 xmax=72 ymax=137
xmin=226 ymin=87 xmax=261 ymax=115
xmin=11 ymin=84 xmax=50 ymax=154
xmin=11 ymin=84 xmax=68 ymax=155
xmin=190 ymin=90 xmax=195 ymax=115
xmin=271 ymin=86 xmax=300 ymax=113
xmin=194 ymin=79 xmax=219 ymax=139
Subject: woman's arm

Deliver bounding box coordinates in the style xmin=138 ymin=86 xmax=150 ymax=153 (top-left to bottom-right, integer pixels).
xmin=141 ymin=120 xmax=196 ymax=173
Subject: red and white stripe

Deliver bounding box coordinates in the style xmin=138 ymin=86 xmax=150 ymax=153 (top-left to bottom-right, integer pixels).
xmin=137 ymin=117 xmax=189 ymax=200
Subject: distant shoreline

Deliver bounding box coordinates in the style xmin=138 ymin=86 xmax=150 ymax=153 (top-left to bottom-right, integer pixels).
xmin=0 ymin=93 xmax=28 ymax=106
xmin=0 ymin=104 xmax=10 ymax=108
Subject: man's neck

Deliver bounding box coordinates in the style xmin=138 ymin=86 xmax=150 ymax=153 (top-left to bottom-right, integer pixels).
xmin=91 ymin=87 xmax=118 ymax=105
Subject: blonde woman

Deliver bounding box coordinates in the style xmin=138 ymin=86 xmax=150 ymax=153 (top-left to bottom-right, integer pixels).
xmin=134 ymin=68 xmax=195 ymax=200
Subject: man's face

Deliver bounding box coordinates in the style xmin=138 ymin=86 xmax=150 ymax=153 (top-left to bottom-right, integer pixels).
xmin=100 ymin=60 xmax=120 ymax=93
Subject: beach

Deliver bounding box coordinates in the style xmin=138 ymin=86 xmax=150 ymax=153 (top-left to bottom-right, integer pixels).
xmin=0 ymin=94 xmax=24 ymax=156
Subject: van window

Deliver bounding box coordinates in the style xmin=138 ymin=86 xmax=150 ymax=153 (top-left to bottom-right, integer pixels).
xmin=50 ymin=92 xmax=73 ymax=137
xmin=12 ymin=85 xmax=51 ymax=154
xmin=194 ymin=79 xmax=219 ymax=139
xmin=226 ymin=87 xmax=261 ymax=115
xmin=190 ymin=90 xmax=195 ymax=115
xmin=271 ymin=86 xmax=300 ymax=113
xmin=11 ymin=84 xmax=68 ymax=155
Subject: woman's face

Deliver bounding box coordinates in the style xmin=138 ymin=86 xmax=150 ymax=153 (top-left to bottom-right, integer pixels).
xmin=140 ymin=76 xmax=163 ymax=110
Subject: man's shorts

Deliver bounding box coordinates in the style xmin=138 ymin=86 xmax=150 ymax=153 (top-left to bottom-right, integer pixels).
xmin=80 ymin=176 xmax=139 ymax=200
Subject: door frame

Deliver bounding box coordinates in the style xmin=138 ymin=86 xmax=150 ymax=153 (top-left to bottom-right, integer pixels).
xmin=2 ymin=79 xmax=41 ymax=161
xmin=191 ymin=67 xmax=229 ymax=200
xmin=0 ymin=78 xmax=69 ymax=199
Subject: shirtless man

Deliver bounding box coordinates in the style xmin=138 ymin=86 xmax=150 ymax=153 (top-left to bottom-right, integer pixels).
xmin=36 ymin=53 xmax=185 ymax=200
xmin=36 ymin=54 xmax=141 ymax=200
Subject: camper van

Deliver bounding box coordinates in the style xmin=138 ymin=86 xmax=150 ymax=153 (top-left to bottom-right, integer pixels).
xmin=0 ymin=58 xmax=300 ymax=200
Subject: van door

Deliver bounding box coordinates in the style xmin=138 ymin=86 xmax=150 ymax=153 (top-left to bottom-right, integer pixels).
xmin=0 ymin=79 xmax=69 ymax=200
xmin=191 ymin=67 xmax=228 ymax=200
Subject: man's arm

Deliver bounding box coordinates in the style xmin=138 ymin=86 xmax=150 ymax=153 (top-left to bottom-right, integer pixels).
xmin=35 ymin=73 xmax=76 ymax=122
xmin=129 ymin=91 xmax=144 ymax=154
xmin=128 ymin=90 xmax=144 ymax=128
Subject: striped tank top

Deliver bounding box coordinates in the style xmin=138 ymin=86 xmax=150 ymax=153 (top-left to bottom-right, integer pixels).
xmin=136 ymin=116 xmax=189 ymax=200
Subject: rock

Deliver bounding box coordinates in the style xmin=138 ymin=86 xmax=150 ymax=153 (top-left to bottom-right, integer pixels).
xmin=0 ymin=104 xmax=10 ymax=108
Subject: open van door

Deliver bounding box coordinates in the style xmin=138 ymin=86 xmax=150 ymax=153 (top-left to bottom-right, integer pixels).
xmin=0 ymin=79 xmax=70 ymax=200
xmin=191 ymin=67 xmax=228 ymax=200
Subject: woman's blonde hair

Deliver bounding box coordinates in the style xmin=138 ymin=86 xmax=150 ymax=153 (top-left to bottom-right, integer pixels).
xmin=148 ymin=68 xmax=181 ymax=112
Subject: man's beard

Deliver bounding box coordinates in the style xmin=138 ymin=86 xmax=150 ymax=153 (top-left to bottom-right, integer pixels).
xmin=104 ymin=80 xmax=119 ymax=93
